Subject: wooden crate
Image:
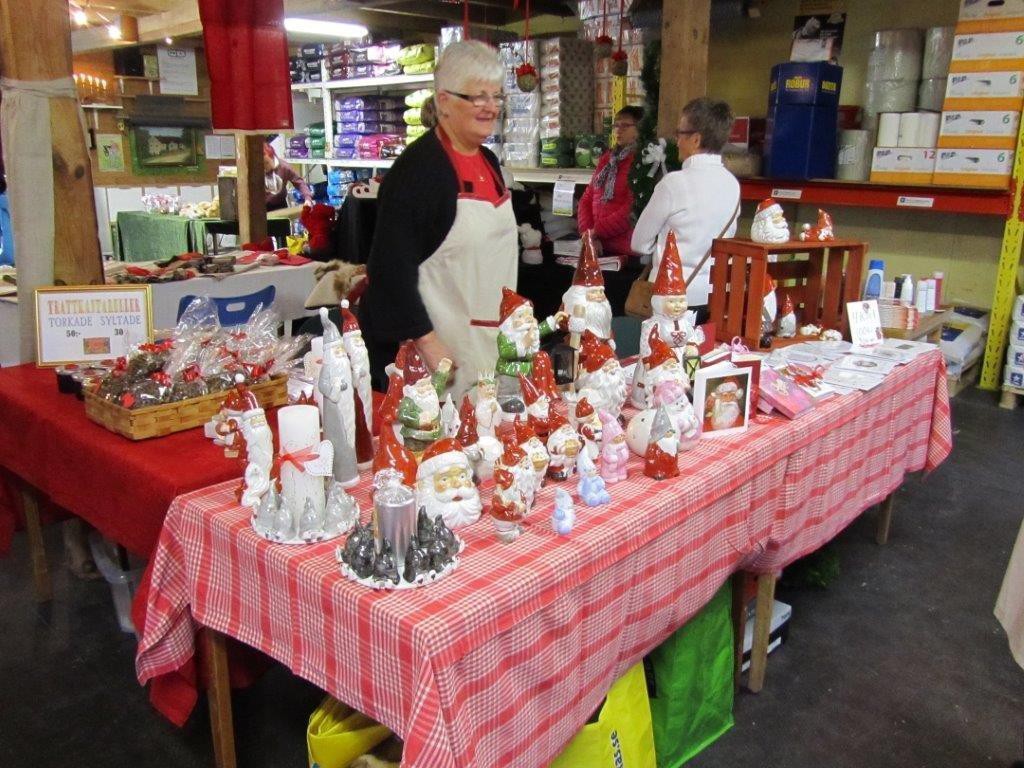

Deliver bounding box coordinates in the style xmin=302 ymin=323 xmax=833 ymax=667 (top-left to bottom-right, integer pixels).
xmin=84 ymin=375 xmax=289 ymax=440
xmin=708 ymin=238 xmax=866 ymax=349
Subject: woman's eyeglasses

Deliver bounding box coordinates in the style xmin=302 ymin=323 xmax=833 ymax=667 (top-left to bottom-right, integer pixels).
xmin=445 ymin=90 xmax=505 ymax=109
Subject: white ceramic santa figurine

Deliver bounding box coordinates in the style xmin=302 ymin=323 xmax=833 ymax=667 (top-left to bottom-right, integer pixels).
xmin=415 ymin=438 xmax=482 ymax=529
xmin=396 ymin=343 xmax=452 ymax=452
xmin=545 ymin=411 xmax=583 ymax=481
xmin=750 ymin=198 xmax=791 ymax=244
xmin=573 ymin=396 xmax=604 ymax=461
xmin=518 ymin=373 xmax=551 ymax=438
xmin=703 ymin=380 xmax=745 ymax=433
xmin=632 ymin=232 xmax=702 ymax=407
xmin=317 ymin=308 xmax=359 ymax=487
xmin=231 ymin=384 xmax=274 ymax=510
xmin=777 ymin=294 xmax=797 ymax=338
xmin=339 ymin=300 xmax=373 ymax=439
xmin=598 ymin=411 xmax=629 ymax=484
xmin=514 ymin=417 xmax=550 ymax=489
xmin=576 ymin=330 xmax=628 ymax=418
xmin=561 ymin=230 xmax=614 ymax=347
xmin=474 ymin=373 xmax=502 ymax=438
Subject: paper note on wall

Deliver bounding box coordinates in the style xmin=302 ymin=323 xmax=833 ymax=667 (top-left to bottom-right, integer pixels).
xmin=158 ymin=46 xmax=199 ymax=96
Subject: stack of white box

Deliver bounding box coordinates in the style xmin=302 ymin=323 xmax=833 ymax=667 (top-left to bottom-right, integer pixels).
xmin=1007 ymin=295 xmax=1024 ymax=388
xmin=499 ymin=40 xmax=541 ymax=168
xmin=538 ymin=37 xmax=595 ymax=139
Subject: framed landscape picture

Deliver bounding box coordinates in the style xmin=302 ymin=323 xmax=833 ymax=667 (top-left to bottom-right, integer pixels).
xmin=129 ymin=125 xmax=203 ymax=175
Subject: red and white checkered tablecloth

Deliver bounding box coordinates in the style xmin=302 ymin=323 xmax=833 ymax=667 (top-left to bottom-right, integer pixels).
xmin=136 ymin=351 xmax=951 ymax=768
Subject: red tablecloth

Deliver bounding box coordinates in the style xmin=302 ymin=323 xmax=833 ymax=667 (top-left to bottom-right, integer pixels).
xmin=0 ymin=365 xmax=242 ymax=557
xmin=135 ymin=351 xmax=952 ymax=768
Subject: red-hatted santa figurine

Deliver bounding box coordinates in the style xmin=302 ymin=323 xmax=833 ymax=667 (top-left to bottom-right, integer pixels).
xmin=750 ymin=198 xmax=790 ymax=244
xmin=396 ymin=343 xmax=452 ymax=452
xmin=455 ymin=394 xmax=500 ymax=481
xmin=514 ymin=417 xmax=550 ymax=490
xmin=643 ymin=405 xmax=680 ymax=481
xmin=339 ymin=300 xmax=373 ymax=439
xmin=531 ymin=350 xmax=561 ymax=401
xmin=573 ymin=396 xmax=604 ymax=460
xmin=545 ymin=411 xmax=583 ymax=482
xmin=576 ymin=330 xmax=628 ymax=418
xmin=518 ymin=373 xmax=551 ymax=438
xmin=777 ymin=294 xmax=797 ymax=338
xmin=490 ymin=464 xmax=527 ymax=543
xmin=378 ymin=372 xmax=405 ymax=443
xmin=561 ymin=230 xmax=614 ymax=347
xmin=372 ymin=418 xmax=418 ymax=489
xmin=415 ymin=438 xmax=482 ymax=529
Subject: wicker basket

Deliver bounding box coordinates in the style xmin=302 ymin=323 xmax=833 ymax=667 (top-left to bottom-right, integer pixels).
xmin=84 ymin=375 xmax=289 ymax=440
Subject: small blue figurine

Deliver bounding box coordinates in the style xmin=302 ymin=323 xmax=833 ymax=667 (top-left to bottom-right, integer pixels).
xmin=551 ymin=488 xmax=576 ymax=535
xmin=575 ymin=450 xmax=611 ymax=506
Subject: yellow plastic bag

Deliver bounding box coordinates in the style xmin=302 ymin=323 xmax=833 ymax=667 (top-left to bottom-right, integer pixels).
xmin=551 ymin=662 xmax=657 ymax=768
xmin=287 ymin=234 xmax=308 ymax=256
xmin=307 ymin=696 xmax=392 ymax=768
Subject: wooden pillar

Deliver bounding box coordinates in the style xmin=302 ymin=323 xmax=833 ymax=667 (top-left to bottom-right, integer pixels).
xmin=876 ymin=491 xmax=896 ymax=545
xmin=236 ymin=135 xmax=267 ymax=246
xmin=746 ymin=571 xmax=776 ymax=693
xmin=20 ymin=484 xmax=52 ymax=603
xmin=0 ymin=0 xmax=103 ymax=360
xmin=203 ymin=628 xmax=238 ymax=768
xmin=656 ymin=0 xmax=711 ymax=139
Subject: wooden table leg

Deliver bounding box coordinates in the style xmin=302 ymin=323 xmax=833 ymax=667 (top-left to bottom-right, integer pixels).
xmin=730 ymin=571 xmax=748 ymax=691
xmin=19 ymin=483 xmax=52 ymax=602
xmin=876 ymin=492 xmax=896 ymax=545
xmin=202 ymin=628 xmax=237 ymax=768
xmin=746 ymin=572 xmax=776 ymax=694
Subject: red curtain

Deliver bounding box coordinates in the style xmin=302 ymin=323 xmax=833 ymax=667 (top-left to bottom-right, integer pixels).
xmin=198 ymin=0 xmax=294 ymax=131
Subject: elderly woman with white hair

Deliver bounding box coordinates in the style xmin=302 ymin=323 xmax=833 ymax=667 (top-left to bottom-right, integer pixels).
xmin=361 ymin=40 xmax=515 ymax=395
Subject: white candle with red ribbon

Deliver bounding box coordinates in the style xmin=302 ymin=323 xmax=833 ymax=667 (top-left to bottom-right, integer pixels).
xmin=277 ymin=405 xmax=328 ymax=525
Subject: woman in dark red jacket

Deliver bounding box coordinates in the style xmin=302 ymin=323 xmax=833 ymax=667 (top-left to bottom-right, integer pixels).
xmin=577 ymin=105 xmax=642 ymax=257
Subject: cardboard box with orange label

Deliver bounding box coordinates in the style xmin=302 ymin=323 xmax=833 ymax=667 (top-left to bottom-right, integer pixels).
xmin=958 ymin=0 xmax=1024 ymax=32
xmin=870 ymin=148 xmax=937 ymax=184
xmin=943 ymin=71 xmax=1024 ymax=110
xmin=950 ymin=32 xmax=1024 ymax=72
xmin=932 ymin=148 xmax=1014 ymax=187
xmin=937 ymin=109 xmax=1020 ymax=148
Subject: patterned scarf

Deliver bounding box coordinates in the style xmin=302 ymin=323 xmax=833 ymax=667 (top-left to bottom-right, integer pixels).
xmin=593 ymin=142 xmax=636 ymax=203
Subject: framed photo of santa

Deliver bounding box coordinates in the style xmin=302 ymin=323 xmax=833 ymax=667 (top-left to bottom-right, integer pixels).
xmin=693 ymin=365 xmax=752 ymax=437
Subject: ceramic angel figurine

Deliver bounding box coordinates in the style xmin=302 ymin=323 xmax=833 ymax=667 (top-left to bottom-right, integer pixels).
xmin=545 ymin=412 xmax=583 ymax=482
xmin=643 ymin=405 xmax=679 ymax=481
xmin=576 ymin=450 xmax=611 ymax=506
xmin=317 ymin=308 xmax=359 ymax=487
xmin=561 ymin=231 xmax=615 ymax=347
xmin=632 ymin=232 xmax=703 ymax=408
xmin=415 ymin=438 xmax=482 ymax=529
xmin=576 ymin=331 xmax=628 ymax=418
xmin=750 ymin=198 xmax=790 ymax=244
xmin=598 ymin=411 xmax=629 ymax=484
xmin=551 ymin=488 xmax=576 ymax=535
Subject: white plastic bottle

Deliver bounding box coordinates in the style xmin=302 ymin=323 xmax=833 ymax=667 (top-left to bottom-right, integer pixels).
xmin=863 ymin=259 xmax=885 ymax=300
xmin=900 ymin=275 xmax=914 ymax=305
xmin=925 ymin=278 xmax=936 ymax=312
xmin=915 ymin=280 xmax=928 ymax=312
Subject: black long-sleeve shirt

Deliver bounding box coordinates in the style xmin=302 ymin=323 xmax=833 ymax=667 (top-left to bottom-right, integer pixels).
xmin=360 ymin=128 xmax=502 ymax=387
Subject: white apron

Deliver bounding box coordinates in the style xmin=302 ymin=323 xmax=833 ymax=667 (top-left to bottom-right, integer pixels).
xmin=418 ymin=136 xmax=518 ymax=397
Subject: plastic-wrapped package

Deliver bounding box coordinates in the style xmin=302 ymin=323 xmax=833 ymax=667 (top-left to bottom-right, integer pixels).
xmin=503 ymin=117 xmax=541 ymax=142
xmin=404 ymin=89 xmax=434 ymax=108
xmin=403 ymin=108 xmax=423 ymax=126
xmin=504 ymin=142 xmax=540 ymax=168
xmin=336 ymin=109 xmax=375 ymax=122
xmin=338 ymin=121 xmax=383 ymax=135
xmin=406 ymin=124 xmax=428 ymax=140
xmin=333 ymin=133 xmax=360 ymax=148
xmin=506 ymin=92 xmax=542 ymax=118
xmin=336 ymin=96 xmax=380 ymax=111
xmin=378 ymin=123 xmax=404 ymax=135
xmin=306 ymin=123 xmax=327 ymax=138
xmin=403 ymin=60 xmax=435 ymax=75
xmin=866 ymin=28 xmax=923 ymax=82
xmin=357 ymin=133 xmax=402 ymax=159
xmin=397 ymin=43 xmax=435 ymax=67
xmin=333 ymin=147 xmax=358 ymax=159
xmin=377 ymin=109 xmax=402 ymax=123
xmin=328 ymin=168 xmax=357 ymax=185
xmin=922 ymin=26 xmax=954 ymax=79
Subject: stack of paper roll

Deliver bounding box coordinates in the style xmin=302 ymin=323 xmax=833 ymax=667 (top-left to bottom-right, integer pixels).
xmin=864 ymin=28 xmax=923 ymax=132
xmin=918 ymin=26 xmax=954 ymax=111
xmin=836 ymin=129 xmax=873 ymax=180
xmin=877 ymin=111 xmax=941 ymax=147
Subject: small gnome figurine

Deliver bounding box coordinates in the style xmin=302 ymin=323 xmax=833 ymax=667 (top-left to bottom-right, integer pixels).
xmin=760 ymin=275 xmax=778 ymax=349
xmin=750 ymin=198 xmax=791 ymax=244
xmin=415 ymin=438 xmax=482 ymax=529
xmin=514 ymin=417 xmax=550 ymax=489
xmin=519 ymin=373 xmax=551 ymax=438
xmin=561 ymin=231 xmax=614 ymax=347
xmin=551 ymin=488 xmax=576 ymax=535
xmin=598 ymin=410 xmax=629 ymax=484
xmin=317 ymin=308 xmax=359 ymax=488
xmin=456 ymin=394 xmax=502 ymax=482
xmin=798 ymin=209 xmax=836 ymax=242
xmin=495 ymin=287 xmax=564 ymax=379
xmin=576 ymin=331 xmax=628 ymax=418
xmin=500 ymin=438 xmax=538 ymax=512
xmin=576 ymin=450 xmax=611 ymax=506
xmin=339 ymin=300 xmax=373 ymax=439
xmin=573 ymin=396 xmax=604 ymax=461
xmin=396 ymin=342 xmax=453 ymax=452
xmin=644 ymin=405 xmax=680 ymax=481
xmin=474 ymin=373 xmax=502 ymax=438
xmin=635 ymin=325 xmax=689 ymax=409
xmin=490 ymin=465 xmax=527 ymax=543
xmin=372 ymin=418 xmax=419 ymax=490
xmin=378 ymin=372 xmax=405 ymax=443
xmin=531 ymin=350 xmax=561 ymax=401
xmin=777 ymin=294 xmax=797 ymax=338
xmin=545 ymin=412 xmax=583 ymax=482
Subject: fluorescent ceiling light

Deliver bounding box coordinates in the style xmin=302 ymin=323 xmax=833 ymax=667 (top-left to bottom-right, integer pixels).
xmin=107 ymin=23 xmax=121 ymax=40
xmin=72 ymin=9 xmax=88 ymax=26
xmin=284 ymin=17 xmax=367 ymax=39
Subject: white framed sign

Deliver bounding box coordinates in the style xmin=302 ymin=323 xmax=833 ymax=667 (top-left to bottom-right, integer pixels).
xmin=35 ymin=285 xmax=153 ymax=367
xmin=846 ymin=299 xmax=884 ymax=347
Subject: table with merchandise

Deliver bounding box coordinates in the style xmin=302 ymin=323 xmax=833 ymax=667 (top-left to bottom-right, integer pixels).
xmin=135 ymin=345 xmax=951 ymax=768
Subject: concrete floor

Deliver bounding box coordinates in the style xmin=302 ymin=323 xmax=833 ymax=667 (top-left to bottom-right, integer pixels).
xmin=0 ymin=387 xmax=1021 ymax=767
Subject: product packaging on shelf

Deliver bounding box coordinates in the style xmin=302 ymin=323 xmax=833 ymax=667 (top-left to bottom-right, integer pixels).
xmin=869 ymin=147 xmax=937 ymax=184
xmin=950 ymin=32 xmax=1024 ymax=71
xmin=937 ymin=109 xmax=1020 ymax=148
xmin=957 ymin=0 xmax=1024 ymax=30
xmin=932 ymin=147 xmax=1014 ymax=186
xmin=943 ymin=71 xmax=1024 ymax=110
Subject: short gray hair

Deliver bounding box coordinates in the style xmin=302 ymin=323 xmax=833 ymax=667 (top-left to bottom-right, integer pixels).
xmin=681 ymin=98 xmax=734 ymax=153
xmin=435 ymin=40 xmax=504 ymax=94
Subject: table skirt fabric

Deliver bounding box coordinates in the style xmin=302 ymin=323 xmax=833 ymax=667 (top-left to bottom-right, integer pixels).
xmin=135 ymin=352 xmax=952 ymax=768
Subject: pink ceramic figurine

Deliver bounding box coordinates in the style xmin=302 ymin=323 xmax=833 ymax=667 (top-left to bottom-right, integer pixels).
xmin=598 ymin=411 xmax=629 ymax=484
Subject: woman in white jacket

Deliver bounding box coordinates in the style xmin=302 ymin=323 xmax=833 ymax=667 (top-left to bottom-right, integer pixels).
xmin=630 ymin=97 xmax=741 ymax=324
